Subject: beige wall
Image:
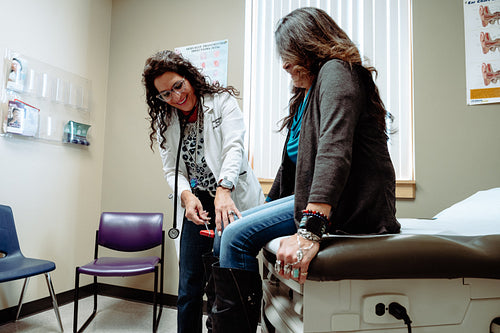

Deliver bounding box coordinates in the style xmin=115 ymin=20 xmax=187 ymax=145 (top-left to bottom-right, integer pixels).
xmin=0 ymin=0 xmax=112 ymax=309
xmin=397 ymin=0 xmax=500 ymax=217
xmin=1 ymin=0 xmax=500 ymax=312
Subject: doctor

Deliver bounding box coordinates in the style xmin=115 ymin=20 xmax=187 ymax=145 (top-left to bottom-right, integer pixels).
xmin=142 ymin=50 xmax=264 ymax=333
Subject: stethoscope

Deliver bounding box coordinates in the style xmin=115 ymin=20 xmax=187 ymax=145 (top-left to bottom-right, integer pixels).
xmin=168 ymin=106 xmax=197 ymax=239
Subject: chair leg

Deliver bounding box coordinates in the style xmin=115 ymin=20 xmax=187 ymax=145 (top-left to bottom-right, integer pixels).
xmin=74 ymin=269 xmax=98 ymax=333
xmin=93 ymin=276 xmax=97 ymax=313
xmin=74 ymin=269 xmax=79 ymax=333
xmin=152 ymin=266 xmax=162 ymax=333
xmin=153 ymin=267 xmax=157 ymax=333
xmin=45 ymin=273 xmax=64 ymax=332
xmin=15 ymin=277 xmax=30 ymax=321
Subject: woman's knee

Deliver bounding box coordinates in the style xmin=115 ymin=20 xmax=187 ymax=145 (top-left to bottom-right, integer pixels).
xmin=220 ymin=222 xmax=240 ymax=248
xmin=221 ymin=221 xmax=254 ymax=256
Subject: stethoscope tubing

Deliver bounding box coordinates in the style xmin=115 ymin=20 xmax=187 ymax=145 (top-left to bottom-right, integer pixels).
xmin=169 ymin=106 xmax=197 ymax=239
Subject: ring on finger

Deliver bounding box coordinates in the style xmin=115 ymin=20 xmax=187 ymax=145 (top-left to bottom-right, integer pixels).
xmin=296 ymin=249 xmax=303 ymax=262
xmin=274 ymin=260 xmax=282 ymax=272
xmin=300 ymin=271 xmax=308 ymax=276
xmin=228 ymin=210 xmax=235 ymax=215
xmin=292 ymin=268 xmax=300 ymax=279
xmin=283 ymin=264 xmax=292 ymax=275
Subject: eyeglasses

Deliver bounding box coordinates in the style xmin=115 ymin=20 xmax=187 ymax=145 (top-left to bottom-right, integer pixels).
xmin=156 ymin=79 xmax=186 ymax=103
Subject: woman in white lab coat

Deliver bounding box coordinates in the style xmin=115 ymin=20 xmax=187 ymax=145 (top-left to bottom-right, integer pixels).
xmin=142 ymin=50 xmax=264 ymax=333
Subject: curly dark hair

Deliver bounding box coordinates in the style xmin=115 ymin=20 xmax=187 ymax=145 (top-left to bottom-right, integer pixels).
xmin=275 ymin=7 xmax=392 ymax=138
xmin=142 ymin=50 xmax=239 ymax=150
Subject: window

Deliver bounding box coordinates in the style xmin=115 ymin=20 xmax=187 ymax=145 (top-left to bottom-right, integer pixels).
xmin=243 ymin=0 xmax=414 ymax=197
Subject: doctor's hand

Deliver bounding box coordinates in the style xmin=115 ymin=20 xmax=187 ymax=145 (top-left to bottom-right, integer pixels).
xmin=214 ymin=187 xmax=241 ymax=234
xmin=276 ymin=233 xmax=320 ymax=284
xmin=181 ymin=190 xmax=210 ymax=225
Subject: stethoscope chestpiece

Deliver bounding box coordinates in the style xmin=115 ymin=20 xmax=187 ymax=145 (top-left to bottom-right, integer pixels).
xmin=168 ymin=228 xmax=180 ymax=239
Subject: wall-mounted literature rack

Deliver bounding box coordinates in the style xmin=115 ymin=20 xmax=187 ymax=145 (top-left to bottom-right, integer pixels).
xmin=0 ymin=49 xmax=91 ymax=146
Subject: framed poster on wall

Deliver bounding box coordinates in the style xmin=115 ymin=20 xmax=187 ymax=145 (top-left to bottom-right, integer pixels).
xmin=464 ymin=0 xmax=500 ymax=105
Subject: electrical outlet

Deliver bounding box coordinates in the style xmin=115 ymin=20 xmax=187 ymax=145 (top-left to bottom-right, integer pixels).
xmin=362 ymin=294 xmax=410 ymax=324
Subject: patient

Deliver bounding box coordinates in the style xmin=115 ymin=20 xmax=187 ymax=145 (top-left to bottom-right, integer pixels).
xmin=210 ymin=7 xmax=401 ymax=332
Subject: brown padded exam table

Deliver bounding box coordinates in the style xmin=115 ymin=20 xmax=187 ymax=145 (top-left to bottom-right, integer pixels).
xmin=261 ymin=188 xmax=500 ymax=332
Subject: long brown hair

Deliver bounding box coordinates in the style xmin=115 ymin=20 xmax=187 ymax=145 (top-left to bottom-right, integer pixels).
xmin=142 ymin=50 xmax=239 ymax=150
xmin=275 ymin=7 xmax=391 ymax=137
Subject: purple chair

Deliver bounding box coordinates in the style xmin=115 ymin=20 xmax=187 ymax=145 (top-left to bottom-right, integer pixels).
xmin=73 ymin=212 xmax=164 ymax=333
xmin=0 ymin=205 xmax=63 ymax=332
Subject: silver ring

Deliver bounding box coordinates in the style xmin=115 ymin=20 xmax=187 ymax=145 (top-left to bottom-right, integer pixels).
xmin=228 ymin=210 xmax=235 ymax=215
xmin=274 ymin=260 xmax=282 ymax=272
xmin=296 ymin=249 xmax=303 ymax=262
xmin=284 ymin=264 xmax=292 ymax=275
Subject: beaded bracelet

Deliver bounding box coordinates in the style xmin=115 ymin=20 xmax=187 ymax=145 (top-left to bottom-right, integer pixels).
xmin=299 ymin=215 xmax=326 ymax=238
xmin=301 ymin=209 xmax=329 ymax=224
xmin=299 ymin=209 xmax=330 ymax=239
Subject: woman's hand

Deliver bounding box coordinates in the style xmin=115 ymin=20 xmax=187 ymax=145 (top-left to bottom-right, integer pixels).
xmin=275 ymin=202 xmax=328 ymax=284
xmin=214 ymin=186 xmax=242 ymax=233
xmin=276 ymin=233 xmax=320 ymax=284
xmin=181 ymin=190 xmax=210 ymax=225
xmin=275 ymin=202 xmax=330 ymax=283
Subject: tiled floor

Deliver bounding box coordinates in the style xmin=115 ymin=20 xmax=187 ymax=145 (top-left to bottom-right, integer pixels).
xmin=0 ymin=296 xmax=203 ymax=333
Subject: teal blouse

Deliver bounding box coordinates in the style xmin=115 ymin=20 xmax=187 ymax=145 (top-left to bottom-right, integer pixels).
xmin=286 ymin=88 xmax=311 ymax=164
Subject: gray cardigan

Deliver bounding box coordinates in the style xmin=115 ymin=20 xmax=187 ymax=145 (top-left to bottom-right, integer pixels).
xmin=269 ymin=59 xmax=400 ymax=235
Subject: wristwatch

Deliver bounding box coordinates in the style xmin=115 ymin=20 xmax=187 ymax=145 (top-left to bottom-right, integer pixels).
xmin=218 ymin=178 xmax=234 ymax=191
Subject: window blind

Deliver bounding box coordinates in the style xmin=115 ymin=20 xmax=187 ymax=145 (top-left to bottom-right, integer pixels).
xmin=243 ymin=0 xmax=413 ymax=181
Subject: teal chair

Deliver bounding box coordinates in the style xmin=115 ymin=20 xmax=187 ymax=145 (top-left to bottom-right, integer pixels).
xmin=0 ymin=205 xmax=63 ymax=332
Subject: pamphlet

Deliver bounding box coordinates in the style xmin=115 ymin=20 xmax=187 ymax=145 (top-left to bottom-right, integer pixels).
xmin=5 ymin=99 xmax=40 ymax=136
xmin=63 ymin=120 xmax=90 ymax=145
xmin=6 ymin=58 xmax=25 ymax=92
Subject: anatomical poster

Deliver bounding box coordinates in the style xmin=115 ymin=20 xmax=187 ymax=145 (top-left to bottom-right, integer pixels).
xmin=175 ymin=40 xmax=228 ymax=87
xmin=464 ymin=0 xmax=500 ymax=105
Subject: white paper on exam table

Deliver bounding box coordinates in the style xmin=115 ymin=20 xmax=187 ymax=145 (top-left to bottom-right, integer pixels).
xmin=266 ymin=188 xmax=500 ymax=252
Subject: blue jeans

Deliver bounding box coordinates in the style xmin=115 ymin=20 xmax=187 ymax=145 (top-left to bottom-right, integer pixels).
xmin=177 ymin=192 xmax=215 ymax=333
xmin=218 ymin=195 xmax=296 ymax=272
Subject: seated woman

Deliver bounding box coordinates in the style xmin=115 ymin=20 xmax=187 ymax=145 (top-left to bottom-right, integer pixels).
xmin=210 ymin=7 xmax=401 ymax=333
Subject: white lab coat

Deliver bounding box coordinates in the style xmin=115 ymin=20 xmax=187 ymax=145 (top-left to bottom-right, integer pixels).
xmin=159 ymin=92 xmax=265 ymax=256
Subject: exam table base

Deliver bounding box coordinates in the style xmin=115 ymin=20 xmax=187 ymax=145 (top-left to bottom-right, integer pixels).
xmin=261 ymin=261 xmax=500 ymax=333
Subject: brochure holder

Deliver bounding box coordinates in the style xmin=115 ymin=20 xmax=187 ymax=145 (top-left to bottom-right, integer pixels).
xmin=1 ymin=49 xmax=91 ymax=145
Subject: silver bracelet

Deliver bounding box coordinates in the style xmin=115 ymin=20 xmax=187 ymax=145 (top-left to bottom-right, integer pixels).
xmin=296 ymin=234 xmax=315 ymax=261
xmin=298 ymin=228 xmax=321 ymax=243
xmin=297 ymin=234 xmax=315 ymax=250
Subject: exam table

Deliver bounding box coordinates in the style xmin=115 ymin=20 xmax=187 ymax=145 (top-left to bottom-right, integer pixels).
xmin=261 ymin=188 xmax=500 ymax=332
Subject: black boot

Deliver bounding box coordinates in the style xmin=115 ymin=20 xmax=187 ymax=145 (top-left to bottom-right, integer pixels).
xmin=212 ymin=263 xmax=263 ymax=333
xmin=202 ymin=252 xmax=219 ymax=333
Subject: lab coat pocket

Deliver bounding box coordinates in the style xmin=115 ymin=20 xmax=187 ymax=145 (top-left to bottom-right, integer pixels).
xmin=238 ymin=170 xmax=248 ymax=182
